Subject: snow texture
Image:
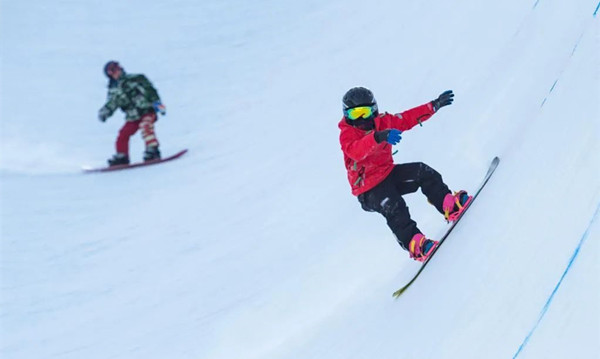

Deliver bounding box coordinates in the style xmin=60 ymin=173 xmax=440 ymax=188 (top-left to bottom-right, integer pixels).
xmin=1 ymin=0 xmax=599 ymax=358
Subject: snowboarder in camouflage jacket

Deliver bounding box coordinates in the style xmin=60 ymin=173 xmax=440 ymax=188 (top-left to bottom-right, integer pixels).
xmin=98 ymin=61 xmax=166 ymax=166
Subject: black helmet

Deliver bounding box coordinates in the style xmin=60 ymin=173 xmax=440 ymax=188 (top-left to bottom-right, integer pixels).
xmin=342 ymin=87 xmax=379 ymax=125
xmin=342 ymin=87 xmax=377 ymax=110
xmin=103 ymin=61 xmax=123 ymax=78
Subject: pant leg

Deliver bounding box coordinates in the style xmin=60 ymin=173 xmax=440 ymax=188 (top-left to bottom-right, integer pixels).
xmin=388 ymin=162 xmax=451 ymax=215
xmin=358 ymin=176 xmax=421 ymax=250
xmin=116 ymin=120 xmax=141 ymax=155
xmin=139 ymin=112 xmax=159 ymax=148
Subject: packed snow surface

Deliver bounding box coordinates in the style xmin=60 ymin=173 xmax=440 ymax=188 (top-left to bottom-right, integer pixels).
xmin=1 ymin=0 xmax=599 ymax=358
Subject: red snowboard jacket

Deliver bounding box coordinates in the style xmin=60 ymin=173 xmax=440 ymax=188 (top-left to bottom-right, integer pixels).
xmin=339 ymin=102 xmax=436 ymax=196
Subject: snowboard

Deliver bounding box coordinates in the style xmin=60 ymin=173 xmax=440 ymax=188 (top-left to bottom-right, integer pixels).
xmin=393 ymin=156 xmax=500 ymax=298
xmin=82 ymin=149 xmax=188 ymax=173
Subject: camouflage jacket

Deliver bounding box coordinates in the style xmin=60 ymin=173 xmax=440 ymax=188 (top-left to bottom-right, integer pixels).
xmin=100 ymin=73 xmax=161 ymax=122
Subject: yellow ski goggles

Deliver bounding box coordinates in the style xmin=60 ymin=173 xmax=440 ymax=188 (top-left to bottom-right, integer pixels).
xmin=344 ymin=105 xmax=377 ymax=120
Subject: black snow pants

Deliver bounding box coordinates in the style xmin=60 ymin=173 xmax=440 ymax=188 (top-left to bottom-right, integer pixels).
xmin=357 ymin=162 xmax=450 ymax=250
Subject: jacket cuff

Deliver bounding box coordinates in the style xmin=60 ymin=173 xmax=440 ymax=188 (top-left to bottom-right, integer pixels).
xmin=427 ymin=101 xmax=436 ymax=113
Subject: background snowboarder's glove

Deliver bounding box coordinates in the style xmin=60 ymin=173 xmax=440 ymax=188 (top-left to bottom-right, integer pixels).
xmin=153 ymin=101 xmax=166 ymax=116
xmin=431 ymin=90 xmax=454 ymax=112
xmin=98 ymin=107 xmax=110 ymax=122
xmin=374 ymin=129 xmax=402 ymax=145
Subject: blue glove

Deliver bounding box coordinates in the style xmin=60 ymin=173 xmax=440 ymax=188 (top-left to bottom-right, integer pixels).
xmin=153 ymin=101 xmax=166 ymax=115
xmin=374 ymin=129 xmax=402 ymax=145
xmin=386 ymin=129 xmax=402 ymax=145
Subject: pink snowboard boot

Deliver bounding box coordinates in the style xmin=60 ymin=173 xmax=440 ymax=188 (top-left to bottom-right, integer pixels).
xmin=408 ymin=233 xmax=439 ymax=262
xmin=443 ymin=190 xmax=473 ymax=222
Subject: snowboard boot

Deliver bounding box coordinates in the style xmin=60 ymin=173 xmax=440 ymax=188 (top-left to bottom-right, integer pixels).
xmin=443 ymin=190 xmax=472 ymax=222
xmin=408 ymin=233 xmax=439 ymax=262
xmin=107 ymin=153 xmax=130 ymax=166
xmin=143 ymin=146 xmax=161 ymax=162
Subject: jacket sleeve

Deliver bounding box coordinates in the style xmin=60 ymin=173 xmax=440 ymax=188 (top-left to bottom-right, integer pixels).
xmin=133 ymin=75 xmax=161 ymax=103
xmin=100 ymin=87 xmax=120 ymax=117
xmin=388 ymin=102 xmax=435 ymax=131
xmin=340 ymin=129 xmax=379 ymax=162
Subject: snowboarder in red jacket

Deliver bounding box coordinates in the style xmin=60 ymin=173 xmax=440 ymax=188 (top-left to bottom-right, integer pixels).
xmin=338 ymin=87 xmax=471 ymax=262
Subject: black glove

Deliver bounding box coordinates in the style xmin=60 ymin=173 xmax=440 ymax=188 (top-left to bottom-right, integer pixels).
xmin=431 ymin=90 xmax=454 ymax=112
xmin=98 ymin=107 xmax=110 ymax=122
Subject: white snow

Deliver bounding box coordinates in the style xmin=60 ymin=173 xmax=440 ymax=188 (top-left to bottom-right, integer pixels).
xmin=1 ymin=0 xmax=599 ymax=358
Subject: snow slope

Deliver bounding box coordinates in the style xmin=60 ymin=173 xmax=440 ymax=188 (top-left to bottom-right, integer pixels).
xmin=1 ymin=0 xmax=599 ymax=358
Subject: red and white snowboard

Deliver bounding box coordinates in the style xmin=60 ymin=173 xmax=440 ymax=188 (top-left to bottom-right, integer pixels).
xmin=82 ymin=149 xmax=188 ymax=173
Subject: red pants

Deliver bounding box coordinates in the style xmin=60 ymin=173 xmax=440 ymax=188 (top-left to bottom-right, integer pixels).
xmin=116 ymin=112 xmax=159 ymax=155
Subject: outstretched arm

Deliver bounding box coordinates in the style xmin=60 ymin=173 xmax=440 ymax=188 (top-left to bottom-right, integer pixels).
xmin=389 ymin=90 xmax=455 ymax=130
xmin=389 ymin=102 xmax=435 ymax=131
